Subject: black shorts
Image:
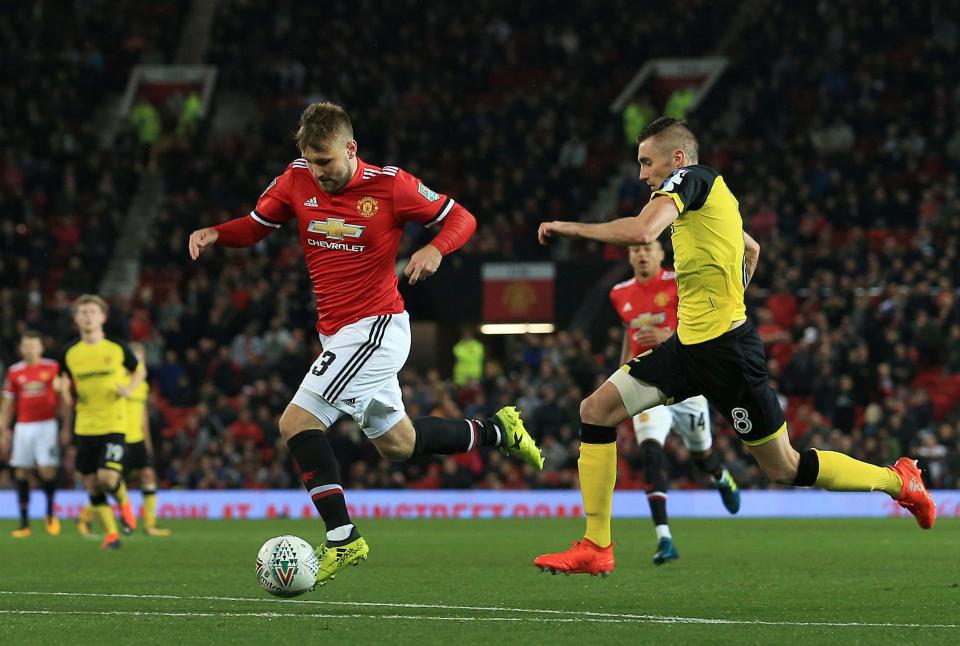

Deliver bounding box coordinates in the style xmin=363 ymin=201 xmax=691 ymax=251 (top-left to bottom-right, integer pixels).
xmin=124 ymin=440 xmax=153 ymax=471
xmin=75 ymin=433 xmax=126 ymax=475
xmin=625 ymin=320 xmax=786 ymax=445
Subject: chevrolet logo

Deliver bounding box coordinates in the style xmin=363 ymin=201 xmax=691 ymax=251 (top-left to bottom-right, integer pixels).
xmin=307 ymin=218 xmax=365 ymax=240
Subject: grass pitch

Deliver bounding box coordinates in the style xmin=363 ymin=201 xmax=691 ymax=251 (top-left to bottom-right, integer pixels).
xmin=1 ymin=517 xmax=957 ymax=644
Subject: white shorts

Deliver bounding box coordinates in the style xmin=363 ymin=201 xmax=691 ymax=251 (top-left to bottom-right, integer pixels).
xmin=632 ymin=395 xmax=712 ymax=453
xmin=291 ymin=311 xmax=410 ymax=440
xmin=10 ymin=419 xmax=59 ymax=469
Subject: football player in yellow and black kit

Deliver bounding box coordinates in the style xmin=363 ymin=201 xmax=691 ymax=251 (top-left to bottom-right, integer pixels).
xmin=119 ymin=342 xmax=170 ymax=536
xmin=62 ymin=294 xmax=144 ymax=549
xmin=533 ymin=117 xmax=935 ymax=575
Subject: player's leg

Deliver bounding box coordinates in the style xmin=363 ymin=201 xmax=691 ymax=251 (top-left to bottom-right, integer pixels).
xmin=632 ymin=407 xmax=678 ymax=564
xmin=10 ymin=424 xmax=35 ymax=536
xmin=138 ymin=466 xmax=169 ymax=536
xmin=34 ymin=420 xmax=61 ymax=535
xmin=534 ymin=341 xmax=691 ymax=575
xmin=92 ymin=435 xmax=125 ymax=548
xmin=671 ymin=396 xmax=740 ymax=514
xmin=11 ymin=468 xmax=31 ymax=537
xmin=700 ymin=321 xmax=934 ymax=528
xmin=368 ymin=401 xmax=542 ymax=469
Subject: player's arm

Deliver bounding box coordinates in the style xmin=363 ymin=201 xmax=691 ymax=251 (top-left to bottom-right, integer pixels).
xmin=0 ymin=393 xmax=14 ymax=460
xmin=619 ymin=329 xmax=631 ymax=364
xmin=116 ymin=346 xmax=146 ymax=398
xmin=189 ymin=173 xmax=293 ymax=259
xmin=742 ymin=230 xmax=760 ymax=287
xmin=54 ymin=374 xmax=73 ymax=444
xmin=393 ymin=171 xmax=478 ymax=284
xmin=406 ymin=204 xmax=477 ymax=284
xmin=140 ymin=406 xmax=155 ymax=457
xmin=538 ymin=196 xmax=679 ymax=247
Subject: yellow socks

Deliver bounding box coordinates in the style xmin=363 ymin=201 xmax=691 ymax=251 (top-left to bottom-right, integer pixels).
xmin=94 ymin=502 xmax=119 ymax=536
xmin=814 ymin=449 xmax=902 ymax=496
xmin=78 ymin=504 xmax=94 ymax=524
xmin=144 ymin=488 xmax=158 ymax=529
xmin=579 ymin=441 xmax=618 ymax=548
xmin=112 ymin=481 xmax=129 ymax=506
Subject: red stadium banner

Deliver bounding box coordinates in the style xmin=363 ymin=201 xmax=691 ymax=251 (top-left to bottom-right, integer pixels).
xmin=482 ymin=263 xmax=555 ymax=322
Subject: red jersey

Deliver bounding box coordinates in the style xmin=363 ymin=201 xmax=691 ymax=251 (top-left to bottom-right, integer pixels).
xmin=250 ymin=158 xmax=458 ymax=335
xmin=609 ymin=268 xmax=679 ymax=357
xmin=2 ymin=358 xmax=59 ymax=422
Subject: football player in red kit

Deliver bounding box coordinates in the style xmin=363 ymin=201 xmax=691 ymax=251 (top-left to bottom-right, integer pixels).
xmin=1 ymin=331 xmax=72 ymax=537
xmin=189 ymin=102 xmax=543 ymax=587
xmin=609 ymin=240 xmax=740 ymax=565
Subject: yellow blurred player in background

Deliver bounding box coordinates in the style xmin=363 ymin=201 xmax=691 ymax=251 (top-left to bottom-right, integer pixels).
xmin=65 ymin=294 xmax=143 ymax=549
xmin=119 ymin=342 xmax=170 ymax=536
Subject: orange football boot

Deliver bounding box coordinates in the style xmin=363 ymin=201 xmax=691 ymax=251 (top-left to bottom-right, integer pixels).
xmin=534 ymin=539 xmax=615 ymax=576
xmin=100 ymin=532 xmax=121 ymax=550
xmin=119 ymin=501 xmax=137 ymax=531
xmin=888 ymin=458 xmax=936 ymax=529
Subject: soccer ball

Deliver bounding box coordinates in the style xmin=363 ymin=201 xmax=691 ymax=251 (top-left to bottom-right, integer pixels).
xmin=256 ymin=535 xmax=319 ymax=598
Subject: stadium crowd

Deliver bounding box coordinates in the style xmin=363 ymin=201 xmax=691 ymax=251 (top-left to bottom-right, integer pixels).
xmin=2 ymin=0 xmax=960 ymax=493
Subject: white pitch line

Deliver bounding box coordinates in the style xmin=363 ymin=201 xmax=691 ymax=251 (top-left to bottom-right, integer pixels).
xmin=0 ymin=591 xmax=956 ymax=629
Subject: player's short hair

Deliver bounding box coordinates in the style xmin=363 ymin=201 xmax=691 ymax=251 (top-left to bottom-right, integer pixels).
xmin=73 ymin=294 xmax=109 ymax=315
xmin=637 ymin=117 xmax=699 ymax=163
xmin=20 ymin=330 xmax=43 ymax=342
xmin=296 ymin=102 xmax=354 ymax=152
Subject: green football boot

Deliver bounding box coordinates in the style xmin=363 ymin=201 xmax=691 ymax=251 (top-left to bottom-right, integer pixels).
xmin=495 ymin=406 xmax=544 ymax=470
xmin=314 ymin=535 xmax=369 ymax=587
xmin=716 ymin=467 xmax=741 ymax=514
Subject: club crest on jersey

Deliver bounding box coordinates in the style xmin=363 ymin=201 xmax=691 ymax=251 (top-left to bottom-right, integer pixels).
xmin=308 ymin=218 xmax=365 ymax=240
xmin=654 ymin=292 xmax=669 ymax=307
xmin=417 ymin=182 xmax=440 ymax=202
xmin=356 ymin=197 xmax=379 ymax=218
xmin=630 ymin=312 xmax=666 ymax=328
xmin=303 ymin=196 xmax=319 ymax=208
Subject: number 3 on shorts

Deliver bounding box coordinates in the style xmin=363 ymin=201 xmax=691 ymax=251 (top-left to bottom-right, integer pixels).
xmin=311 ymin=351 xmax=337 ymax=376
xmin=731 ymin=407 xmax=752 ymax=435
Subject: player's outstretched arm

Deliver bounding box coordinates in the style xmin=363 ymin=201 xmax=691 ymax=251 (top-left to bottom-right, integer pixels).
xmin=188 ymin=227 xmax=220 ymax=260
xmin=538 ymin=196 xmax=679 ymax=246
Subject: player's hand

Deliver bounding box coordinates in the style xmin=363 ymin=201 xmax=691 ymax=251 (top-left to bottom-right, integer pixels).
xmin=59 ymin=430 xmax=71 ymax=448
xmin=405 ymin=244 xmax=443 ymax=285
xmin=116 ymin=385 xmax=133 ymax=398
xmin=635 ymin=326 xmax=673 ymax=348
xmin=0 ymin=430 xmax=10 ymax=461
xmin=537 ymin=221 xmax=579 ymax=245
xmin=188 ymin=227 xmax=219 ymax=260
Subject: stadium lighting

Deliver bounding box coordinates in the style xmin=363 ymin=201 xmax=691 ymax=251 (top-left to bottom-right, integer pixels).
xmin=479 ymin=323 xmax=555 ymax=335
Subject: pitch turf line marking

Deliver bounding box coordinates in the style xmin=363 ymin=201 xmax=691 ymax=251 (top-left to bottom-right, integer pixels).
xmin=1 ymin=609 xmax=959 ymax=628
xmin=0 ymin=591 xmax=957 ymax=629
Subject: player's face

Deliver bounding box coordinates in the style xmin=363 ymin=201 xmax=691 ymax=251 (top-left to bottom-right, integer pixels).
xmin=637 ymin=137 xmax=682 ymax=190
xmin=19 ymin=337 xmax=43 ymax=362
xmin=74 ymin=303 xmax=106 ymax=334
xmin=629 ymin=241 xmax=664 ymax=279
xmin=302 ymin=137 xmax=358 ymax=193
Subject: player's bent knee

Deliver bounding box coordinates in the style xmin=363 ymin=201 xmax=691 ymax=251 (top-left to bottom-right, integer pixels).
xmin=580 ymin=390 xmax=625 ymax=426
xmin=278 ymin=404 xmax=324 ymax=442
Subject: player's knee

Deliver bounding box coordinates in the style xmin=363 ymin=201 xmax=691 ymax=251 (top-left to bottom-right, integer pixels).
xmin=579 ymin=394 xmax=613 ymax=426
xmin=97 ymin=471 xmax=118 ymax=491
xmin=278 ymin=406 xmax=312 ymax=442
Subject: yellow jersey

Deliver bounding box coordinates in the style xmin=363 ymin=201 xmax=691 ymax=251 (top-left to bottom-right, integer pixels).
xmin=125 ymin=363 xmax=149 ymax=444
xmin=651 ymin=165 xmax=747 ymax=344
xmin=62 ymin=336 xmax=138 ymax=436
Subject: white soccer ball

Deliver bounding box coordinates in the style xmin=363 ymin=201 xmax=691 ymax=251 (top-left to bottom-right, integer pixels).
xmin=256 ymin=535 xmax=319 ymax=598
